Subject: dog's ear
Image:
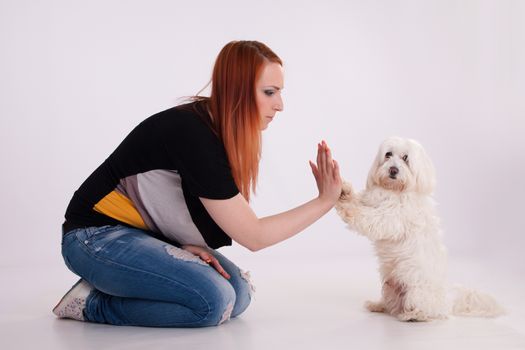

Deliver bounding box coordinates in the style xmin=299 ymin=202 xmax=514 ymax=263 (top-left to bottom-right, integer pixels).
xmin=410 ymin=139 xmax=436 ymax=195
xmin=366 ymin=146 xmax=382 ymax=190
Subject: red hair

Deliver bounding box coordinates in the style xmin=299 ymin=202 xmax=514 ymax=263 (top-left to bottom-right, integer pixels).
xmin=194 ymin=41 xmax=282 ymax=201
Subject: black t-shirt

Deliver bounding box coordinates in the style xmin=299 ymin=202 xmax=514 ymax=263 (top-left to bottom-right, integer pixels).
xmin=63 ymin=101 xmax=239 ymax=249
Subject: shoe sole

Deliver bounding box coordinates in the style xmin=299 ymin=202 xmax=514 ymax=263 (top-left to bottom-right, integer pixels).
xmin=52 ymin=279 xmax=84 ymax=315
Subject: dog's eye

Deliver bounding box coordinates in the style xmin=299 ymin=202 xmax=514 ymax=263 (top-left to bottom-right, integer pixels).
xmin=385 ymin=152 xmax=392 ymax=158
xmin=402 ymin=155 xmax=408 ymax=162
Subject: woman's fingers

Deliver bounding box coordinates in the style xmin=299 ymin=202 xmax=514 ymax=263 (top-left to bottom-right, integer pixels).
xmin=309 ymin=160 xmax=319 ymax=179
xmin=311 ymin=140 xmax=342 ymax=203
xmin=316 ymin=143 xmax=323 ymax=174
xmin=313 ymin=140 xmax=341 ymax=194
xmin=184 ymin=245 xmax=231 ymax=280
xmin=320 ymin=140 xmax=335 ymax=175
xmin=319 ymin=142 xmax=326 ymax=175
xmin=326 ymin=145 xmax=334 ymax=175
xmin=333 ymin=159 xmax=341 ymax=180
xmin=210 ymin=258 xmax=230 ymax=279
xmin=200 ymin=252 xmax=230 ymax=279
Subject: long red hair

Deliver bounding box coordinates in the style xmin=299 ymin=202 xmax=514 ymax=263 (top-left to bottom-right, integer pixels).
xmin=194 ymin=41 xmax=282 ymax=201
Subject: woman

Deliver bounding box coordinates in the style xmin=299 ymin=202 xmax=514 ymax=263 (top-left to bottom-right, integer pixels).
xmin=53 ymin=40 xmax=342 ymax=327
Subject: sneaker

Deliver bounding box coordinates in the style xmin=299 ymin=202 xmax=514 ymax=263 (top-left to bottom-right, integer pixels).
xmin=52 ymin=279 xmax=93 ymax=321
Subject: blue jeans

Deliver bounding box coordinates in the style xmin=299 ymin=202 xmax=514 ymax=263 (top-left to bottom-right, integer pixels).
xmin=61 ymin=225 xmax=252 ymax=327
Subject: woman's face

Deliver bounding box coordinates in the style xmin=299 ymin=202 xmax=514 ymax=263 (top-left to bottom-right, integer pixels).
xmin=255 ymin=62 xmax=284 ymax=130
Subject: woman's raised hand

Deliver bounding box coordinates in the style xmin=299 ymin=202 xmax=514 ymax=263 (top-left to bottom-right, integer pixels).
xmin=309 ymin=140 xmax=343 ymax=206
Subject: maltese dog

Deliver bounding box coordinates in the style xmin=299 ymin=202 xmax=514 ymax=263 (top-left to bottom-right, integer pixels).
xmin=336 ymin=136 xmax=503 ymax=321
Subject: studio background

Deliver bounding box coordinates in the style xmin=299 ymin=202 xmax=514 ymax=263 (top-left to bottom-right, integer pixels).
xmin=1 ymin=0 xmax=524 ymax=315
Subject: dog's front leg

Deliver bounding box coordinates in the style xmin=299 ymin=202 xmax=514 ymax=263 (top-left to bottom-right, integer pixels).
xmin=339 ymin=203 xmax=385 ymax=240
xmin=335 ymin=181 xmax=357 ymax=226
xmin=335 ymin=182 xmax=389 ymax=240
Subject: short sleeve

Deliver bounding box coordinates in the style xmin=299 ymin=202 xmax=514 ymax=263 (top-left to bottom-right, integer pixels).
xmin=159 ymin=109 xmax=239 ymax=200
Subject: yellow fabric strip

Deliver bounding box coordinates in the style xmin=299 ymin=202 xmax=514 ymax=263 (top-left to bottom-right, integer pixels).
xmin=93 ymin=190 xmax=148 ymax=230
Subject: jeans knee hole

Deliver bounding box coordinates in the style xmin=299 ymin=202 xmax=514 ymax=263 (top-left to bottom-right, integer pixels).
xmin=164 ymin=246 xmax=208 ymax=266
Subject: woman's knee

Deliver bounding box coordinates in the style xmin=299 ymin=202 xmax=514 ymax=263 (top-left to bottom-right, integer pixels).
xmin=230 ymin=269 xmax=254 ymax=317
xmin=209 ymin=251 xmax=254 ymax=318
xmin=200 ymin=282 xmax=237 ymax=326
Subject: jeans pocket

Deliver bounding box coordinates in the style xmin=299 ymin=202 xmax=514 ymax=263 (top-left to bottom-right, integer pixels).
xmin=79 ymin=225 xmax=121 ymax=243
xmin=81 ymin=225 xmax=128 ymax=253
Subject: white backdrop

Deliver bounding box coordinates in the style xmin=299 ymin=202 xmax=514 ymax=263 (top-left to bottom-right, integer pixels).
xmin=1 ymin=0 xmax=523 ymax=274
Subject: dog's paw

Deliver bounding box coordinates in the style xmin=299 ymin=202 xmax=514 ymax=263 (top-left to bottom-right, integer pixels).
xmin=339 ymin=181 xmax=354 ymax=202
xmin=365 ymin=300 xmax=385 ymax=313
xmin=397 ymin=309 xmax=431 ymax=322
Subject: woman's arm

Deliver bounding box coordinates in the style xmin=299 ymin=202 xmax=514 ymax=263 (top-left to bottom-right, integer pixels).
xmin=200 ymin=141 xmax=342 ymax=251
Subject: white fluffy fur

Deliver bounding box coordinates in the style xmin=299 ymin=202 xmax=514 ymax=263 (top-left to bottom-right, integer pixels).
xmin=336 ymin=136 xmax=504 ymax=321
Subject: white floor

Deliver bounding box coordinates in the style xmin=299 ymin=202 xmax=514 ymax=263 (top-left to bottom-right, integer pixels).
xmin=2 ymin=254 xmax=525 ymax=350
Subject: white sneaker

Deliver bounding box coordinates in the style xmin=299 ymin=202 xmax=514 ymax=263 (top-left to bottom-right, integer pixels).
xmin=53 ymin=279 xmax=93 ymax=321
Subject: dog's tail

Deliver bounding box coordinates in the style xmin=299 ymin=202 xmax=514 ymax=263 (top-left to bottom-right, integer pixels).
xmin=451 ymin=285 xmax=505 ymax=317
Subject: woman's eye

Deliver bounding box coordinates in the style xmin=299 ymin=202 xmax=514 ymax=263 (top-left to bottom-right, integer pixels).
xmin=264 ymin=90 xmax=275 ymax=96
xmin=385 ymin=152 xmax=392 ymax=158
xmin=402 ymin=155 xmax=408 ymax=162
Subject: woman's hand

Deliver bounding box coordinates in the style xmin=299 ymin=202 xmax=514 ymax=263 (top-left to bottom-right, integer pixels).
xmin=181 ymin=245 xmax=230 ymax=279
xmin=309 ymin=140 xmax=343 ymax=206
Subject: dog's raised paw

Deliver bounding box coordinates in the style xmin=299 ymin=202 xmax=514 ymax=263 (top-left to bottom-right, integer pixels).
xmin=339 ymin=181 xmax=353 ymax=201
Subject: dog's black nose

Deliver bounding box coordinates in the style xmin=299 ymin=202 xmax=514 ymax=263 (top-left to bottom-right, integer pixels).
xmin=389 ymin=167 xmax=399 ymax=178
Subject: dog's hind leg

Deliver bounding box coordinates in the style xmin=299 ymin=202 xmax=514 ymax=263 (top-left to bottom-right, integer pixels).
xmin=365 ymin=300 xmax=385 ymax=313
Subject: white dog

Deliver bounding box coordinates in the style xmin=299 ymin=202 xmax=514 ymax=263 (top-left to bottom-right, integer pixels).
xmin=336 ymin=136 xmax=503 ymax=321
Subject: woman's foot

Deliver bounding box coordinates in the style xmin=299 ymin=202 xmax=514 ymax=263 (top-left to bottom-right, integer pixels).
xmin=52 ymin=279 xmax=93 ymax=321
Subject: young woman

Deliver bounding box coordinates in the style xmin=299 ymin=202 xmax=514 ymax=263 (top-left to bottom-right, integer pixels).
xmin=53 ymin=40 xmax=342 ymax=327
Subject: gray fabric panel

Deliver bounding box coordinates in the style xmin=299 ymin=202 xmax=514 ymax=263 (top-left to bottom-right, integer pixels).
xmin=118 ymin=176 xmax=160 ymax=233
xmin=136 ymin=170 xmax=208 ymax=247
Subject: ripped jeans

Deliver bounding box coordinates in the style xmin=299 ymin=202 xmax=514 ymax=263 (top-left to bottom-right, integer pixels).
xmin=61 ymin=225 xmax=253 ymax=327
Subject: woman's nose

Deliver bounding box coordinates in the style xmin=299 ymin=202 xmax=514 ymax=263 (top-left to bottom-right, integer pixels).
xmin=274 ymin=96 xmax=284 ymax=112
